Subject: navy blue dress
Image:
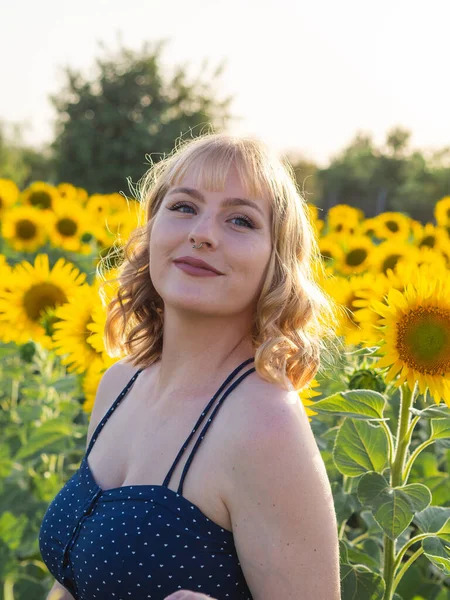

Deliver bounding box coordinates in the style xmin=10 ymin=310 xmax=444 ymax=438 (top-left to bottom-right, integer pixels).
xmin=39 ymin=358 xmax=256 ymax=600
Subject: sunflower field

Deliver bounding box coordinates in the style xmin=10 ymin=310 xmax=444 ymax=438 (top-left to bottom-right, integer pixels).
xmin=0 ymin=176 xmax=449 ymax=600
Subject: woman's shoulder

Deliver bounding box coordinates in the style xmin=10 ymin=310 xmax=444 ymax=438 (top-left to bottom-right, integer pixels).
xmin=85 ymin=358 xmax=144 ymax=448
xmin=230 ymin=369 xmax=302 ymax=443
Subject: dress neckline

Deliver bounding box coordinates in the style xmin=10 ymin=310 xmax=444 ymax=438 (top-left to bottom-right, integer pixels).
xmin=81 ymin=453 xmax=234 ymax=536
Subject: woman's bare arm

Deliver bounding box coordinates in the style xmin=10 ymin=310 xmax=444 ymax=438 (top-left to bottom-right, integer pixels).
xmin=46 ymin=580 xmax=75 ymax=600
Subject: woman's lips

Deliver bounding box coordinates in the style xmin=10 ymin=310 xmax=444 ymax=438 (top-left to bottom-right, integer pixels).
xmin=173 ymin=262 xmax=221 ymax=277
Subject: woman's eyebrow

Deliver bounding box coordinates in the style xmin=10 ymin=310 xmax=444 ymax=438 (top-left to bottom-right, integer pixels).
xmin=166 ymin=186 xmax=265 ymax=217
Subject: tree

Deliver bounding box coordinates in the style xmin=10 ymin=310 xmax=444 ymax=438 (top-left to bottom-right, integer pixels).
xmin=0 ymin=120 xmax=55 ymax=187
xmin=50 ymin=38 xmax=234 ymax=194
xmin=316 ymin=127 xmax=450 ymax=222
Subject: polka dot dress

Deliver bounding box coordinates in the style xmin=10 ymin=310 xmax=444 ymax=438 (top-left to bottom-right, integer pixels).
xmin=39 ymin=358 xmax=256 ymax=600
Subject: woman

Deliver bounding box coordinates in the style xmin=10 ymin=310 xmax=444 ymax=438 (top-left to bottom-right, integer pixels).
xmin=40 ymin=132 xmax=342 ymax=600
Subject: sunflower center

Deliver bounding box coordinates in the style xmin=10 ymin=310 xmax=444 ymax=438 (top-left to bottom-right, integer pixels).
xmin=346 ymin=248 xmax=368 ymax=267
xmin=57 ymin=218 xmax=78 ymax=236
xmin=419 ymin=235 xmax=435 ymax=249
xmin=320 ymin=250 xmax=333 ymax=261
xmin=382 ymin=254 xmax=402 ymax=273
xmin=29 ymin=191 xmax=52 ymax=209
xmin=23 ymin=283 xmax=67 ymax=321
xmin=399 ymin=307 xmax=450 ymax=374
xmin=0 ymin=196 xmax=3 ymax=209
xmin=386 ymin=220 xmax=399 ymax=233
xmin=16 ymin=219 xmax=38 ymax=240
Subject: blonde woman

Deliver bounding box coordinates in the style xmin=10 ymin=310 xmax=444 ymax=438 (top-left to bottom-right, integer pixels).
xmin=40 ymin=132 xmax=342 ymax=600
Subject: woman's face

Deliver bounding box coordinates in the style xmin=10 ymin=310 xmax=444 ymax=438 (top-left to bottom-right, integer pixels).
xmin=149 ymin=163 xmax=273 ymax=319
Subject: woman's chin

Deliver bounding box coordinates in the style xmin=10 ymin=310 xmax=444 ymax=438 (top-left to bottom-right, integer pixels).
xmin=164 ymin=294 xmax=222 ymax=314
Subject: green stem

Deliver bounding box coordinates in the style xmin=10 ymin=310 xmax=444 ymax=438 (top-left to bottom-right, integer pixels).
xmin=4 ymin=575 xmax=15 ymax=600
xmin=351 ymin=531 xmax=371 ymax=546
xmin=405 ymin=415 xmax=420 ymax=443
xmin=393 ymin=547 xmax=424 ymax=592
xmin=403 ymin=439 xmax=435 ymax=482
xmin=338 ymin=519 xmax=347 ymax=540
xmin=379 ymin=419 xmax=395 ymax=464
xmin=383 ymin=537 xmax=396 ymax=599
xmin=393 ymin=533 xmax=430 ymax=572
xmin=383 ymin=381 xmax=417 ymax=600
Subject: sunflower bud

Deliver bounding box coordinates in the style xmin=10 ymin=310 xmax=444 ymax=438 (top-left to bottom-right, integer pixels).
xmin=348 ymin=368 xmax=386 ymax=393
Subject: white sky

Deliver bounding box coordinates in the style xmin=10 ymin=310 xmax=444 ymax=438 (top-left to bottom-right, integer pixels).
xmin=2 ymin=0 xmax=449 ymax=166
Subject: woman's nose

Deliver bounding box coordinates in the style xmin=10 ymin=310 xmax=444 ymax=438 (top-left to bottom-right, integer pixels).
xmin=188 ymin=212 xmax=218 ymax=248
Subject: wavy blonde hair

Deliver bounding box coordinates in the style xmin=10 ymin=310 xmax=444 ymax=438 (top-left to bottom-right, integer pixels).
xmin=100 ymin=131 xmax=344 ymax=391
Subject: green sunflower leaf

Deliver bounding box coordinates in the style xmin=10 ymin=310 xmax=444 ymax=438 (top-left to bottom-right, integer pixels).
xmin=422 ymin=537 xmax=450 ymax=575
xmin=340 ymin=563 xmax=385 ymax=600
xmin=311 ymin=389 xmax=386 ymax=420
xmin=431 ymin=418 xmax=450 ymax=440
xmin=410 ymin=404 xmax=450 ymax=419
xmin=357 ymin=472 xmax=431 ymax=540
xmin=15 ymin=420 xmax=73 ymax=460
xmin=0 ymin=444 xmax=13 ymax=479
xmin=413 ymin=506 xmax=450 ymax=541
xmin=333 ymin=419 xmax=389 ymax=476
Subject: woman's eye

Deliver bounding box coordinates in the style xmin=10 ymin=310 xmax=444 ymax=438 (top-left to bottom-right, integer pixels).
xmin=167 ymin=201 xmax=194 ymax=214
xmin=167 ymin=202 xmax=254 ymax=229
xmin=230 ymin=215 xmax=255 ymax=229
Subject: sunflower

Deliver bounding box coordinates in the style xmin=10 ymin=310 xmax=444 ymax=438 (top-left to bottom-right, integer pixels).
xmin=357 ymin=217 xmax=383 ymax=240
xmin=52 ymin=282 xmax=117 ymax=373
xmin=305 ymin=203 xmax=325 ymax=236
xmin=81 ymin=358 xmax=120 ymax=414
xmin=306 ymin=202 xmax=319 ymax=222
xmin=396 ymin=246 xmax=447 ymax=272
xmin=107 ymin=193 xmax=130 ymax=213
xmin=0 ymin=254 xmax=86 ymax=348
xmin=20 ymin=181 xmax=60 ymax=211
xmin=326 ymin=204 xmax=364 ymax=235
xmin=350 ymin=272 xmax=396 ymax=346
xmin=86 ymin=193 xmax=129 ymax=219
xmin=334 ymin=235 xmax=375 ymax=276
xmin=355 ymin=260 xmax=448 ymax=349
xmin=371 ymin=211 xmax=412 ymax=241
xmin=434 ymin=195 xmax=450 ymax=228
xmin=411 ymin=221 xmax=449 ymax=252
xmin=321 ymin=274 xmax=367 ymax=347
xmin=0 ymin=178 xmax=20 ymax=215
xmin=56 ymin=183 xmax=80 ymax=202
xmin=1 ymin=205 xmax=50 ymax=252
xmin=298 ymin=378 xmax=322 ymax=422
xmin=370 ymin=239 xmax=420 ymax=275
xmin=0 ymin=256 xmax=14 ymax=343
xmin=86 ymin=270 xmax=122 ymax=358
xmin=81 ymin=362 xmax=105 ymax=413
xmin=437 ymin=236 xmax=450 ymax=268
xmin=318 ymin=235 xmax=345 ymax=266
xmin=369 ymin=268 xmax=450 ymax=405
xmin=46 ymin=197 xmax=91 ymax=252
xmin=103 ymin=209 xmax=142 ymax=244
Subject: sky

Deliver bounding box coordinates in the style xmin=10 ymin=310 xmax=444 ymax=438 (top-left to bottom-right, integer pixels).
xmin=2 ymin=0 xmax=449 ymax=166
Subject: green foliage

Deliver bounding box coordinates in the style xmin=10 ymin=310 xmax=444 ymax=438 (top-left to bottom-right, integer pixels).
xmin=0 ymin=121 xmax=54 ymax=188
xmin=334 ymin=420 xmax=390 ymax=476
xmin=50 ymin=38 xmax=234 ymax=194
xmin=289 ymin=126 xmax=450 ymax=223
xmin=357 ymin=473 xmax=431 ymax=540
xmin=308 ymin=350 xmax=450 ymax=599
xmin=0 ymin=343 xmax=88 ymax=600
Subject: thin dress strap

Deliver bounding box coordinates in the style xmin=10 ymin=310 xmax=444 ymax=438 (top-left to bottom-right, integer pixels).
xmin=163 ymin=357 xmax=256 ymax=494
xmin=85 ymin=368 xmax=144 ymax=460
